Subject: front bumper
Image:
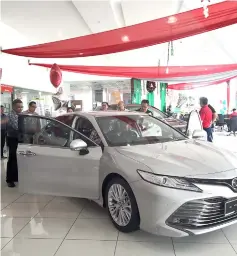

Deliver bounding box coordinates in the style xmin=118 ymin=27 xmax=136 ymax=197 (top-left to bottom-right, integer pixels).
xmin=130 ymin=180 xmax=237 ymax=237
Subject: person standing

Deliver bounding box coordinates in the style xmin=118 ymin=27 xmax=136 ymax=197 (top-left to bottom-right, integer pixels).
xmin=1 ymin=105 xmax=7 ymax=159
xmin=117 ymin=101 xmax=128 ymax=111
xmin=67 ymin=107 xmax=74 ymax=113
xmin=136 ymin=99 xmax=153 ymax=116
xmin=6 ymin=99 xmax=23 ymax=187
xmin=23 ymin=101 xmax=38 ymax=115
xmin=22 ymin=101 xmax=40 ymax=144
xmin=208 ymin=104 xmax=217 ymax=131
xmin=100 ymin=102 xmax=109 ymax=111
xmin=199 ymin=97 xmax=213 ymax=142
xmin=230 ymin=108 xmax=237 ymax=118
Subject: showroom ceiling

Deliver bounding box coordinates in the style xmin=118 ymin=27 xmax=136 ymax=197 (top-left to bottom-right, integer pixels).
xmin=70 ymin=79 xmax=131 ymax=90
xmin=1 ymin=0 xmax=236 ymax=68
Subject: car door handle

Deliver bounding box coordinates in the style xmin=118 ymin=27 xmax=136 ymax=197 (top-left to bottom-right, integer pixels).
xmin=18 ymin=150 xmax=36 ymax=156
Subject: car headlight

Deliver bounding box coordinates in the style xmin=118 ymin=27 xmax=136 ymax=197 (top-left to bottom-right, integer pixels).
xmin=137 ymin=170 xmax=202 ymax=192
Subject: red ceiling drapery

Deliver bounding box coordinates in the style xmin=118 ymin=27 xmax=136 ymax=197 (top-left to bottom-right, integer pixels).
xmin=2 ymin=1 xmax=237 ymax=58
xmin=167 ymin=76 xmax=237 ymax=90
xmin=29 ymin=63 xmax=237 ymax=82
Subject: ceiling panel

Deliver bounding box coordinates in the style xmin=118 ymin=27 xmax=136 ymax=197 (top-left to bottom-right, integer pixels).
xmin=106 ymin=43 xmax=168 ymax=66
xmin=1 ymin=0 xmax=91 ymax=44
xmin=72 ymin=0 xmax=118 ymax=33
xmin=122 ymin=0 xmax=181 ymax=26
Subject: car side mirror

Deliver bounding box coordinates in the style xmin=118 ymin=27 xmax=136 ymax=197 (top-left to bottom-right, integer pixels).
xmin=70 ymin=139 xmax=87 ymax=151
xmin=192 ymin=130 xmax=206 ymax=140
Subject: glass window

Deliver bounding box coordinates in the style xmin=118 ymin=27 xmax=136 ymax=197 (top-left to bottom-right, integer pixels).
xmin=74 ymin=117 xmax=102 ymax=146
xmin=126 ymin=105 xmax=167 ymax=119
xmin=148 ymin=107 xmax=167 ymax=119
xmin=186 ymin=110 xmax=202 ymax=136
xmin=96 ymin=115 xmax=186 ymax=147
xmin=55 ymin=115 xmax=75 ymax=126
xmin=18 ymin=115 xmax=96 ymax=148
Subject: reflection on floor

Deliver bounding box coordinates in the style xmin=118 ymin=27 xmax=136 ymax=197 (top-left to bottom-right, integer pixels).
xmin=1 ymin=134 xmax=237 ymax=256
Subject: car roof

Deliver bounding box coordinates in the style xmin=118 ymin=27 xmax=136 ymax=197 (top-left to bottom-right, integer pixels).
xmin=109 ymin=104 xmax=138 ymax=107
xmin=72 ymin=111 xmax=146 ymax=118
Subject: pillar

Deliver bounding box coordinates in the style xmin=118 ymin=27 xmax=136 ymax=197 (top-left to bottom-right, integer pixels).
xmin=131 ymin=78 xmax=142 ymax=104
xmin=147 ymin=92 xmax=154 ymax=106
xmin=160 ymin=83 xmax=167 ymax=112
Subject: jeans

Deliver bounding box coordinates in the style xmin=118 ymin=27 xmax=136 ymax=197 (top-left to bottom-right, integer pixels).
xmin=203 ymin=127 xmax=213 ymax=142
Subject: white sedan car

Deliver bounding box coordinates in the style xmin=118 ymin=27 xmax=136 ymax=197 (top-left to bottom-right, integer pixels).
xmin=17 ymin=111 xmax=237 ymax=237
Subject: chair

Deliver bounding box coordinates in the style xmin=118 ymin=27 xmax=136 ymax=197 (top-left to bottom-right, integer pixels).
xmin=215 ymin=114 xmax=226 ymax=131
xmin=228 ymin=116 xmax=237 ymax=136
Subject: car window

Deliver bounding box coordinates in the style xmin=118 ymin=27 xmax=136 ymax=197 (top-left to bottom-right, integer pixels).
xmin=96 ymin=115 xmax=186 ymax=147
xmin=186 ymin=110 xmax=202 ymax=136
xmin=126 ymin=106 xmax=166 ymax=119
xmin=75 ymin=117 xmax=102 ymax=146
xmin=55 ymin=115 xmax=75 ymax=126
xmin=126 ymin=106 xmax=139 ymax=112
xmin=18 ymin=115 xmax=95 ymax=148
xmin=148 ymin=108 xmax=165 ymax=119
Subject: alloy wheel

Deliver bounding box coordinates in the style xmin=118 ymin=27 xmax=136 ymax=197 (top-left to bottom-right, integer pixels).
xmin=108 ymin=184 xmax=132 ymax=227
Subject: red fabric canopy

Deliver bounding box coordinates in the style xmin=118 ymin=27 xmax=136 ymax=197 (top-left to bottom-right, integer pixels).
xmin=30 ymin=63 xmax=237 ymax=81
xmin=2 ymin=1 xmax=237 ymax=58
xmin=167 ymin=76 xmax=237 ymax=90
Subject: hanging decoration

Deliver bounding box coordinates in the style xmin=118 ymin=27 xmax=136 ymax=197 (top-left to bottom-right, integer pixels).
xmin=146 ymin=81 xmax=156 ymax=93
xmin=2 ymin=1 xmax=237 ymax=58
xmin=167 ymin=75 xmax=237 ymax=90
xmin=201 ymin=0 xmax=211 ymax=18
xmin=166 ymin=42 xmax=171 ymax=74
xmin=30 ymin=62 xmax=237 ymax=84
xmin=170 ymin=41 xmax=174 ymax=56
xmin=50 ymin=63 xmax=62 ymax=88
xmin=220 ymin=99 xmax=227 ymax=115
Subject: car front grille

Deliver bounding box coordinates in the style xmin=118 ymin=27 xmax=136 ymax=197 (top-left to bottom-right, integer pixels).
xmin=167 ymin=197 xmax=237 ymax=229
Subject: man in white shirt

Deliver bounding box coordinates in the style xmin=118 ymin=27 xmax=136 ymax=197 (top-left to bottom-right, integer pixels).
xmin=22 ymin=101 xmax=40 ymax=144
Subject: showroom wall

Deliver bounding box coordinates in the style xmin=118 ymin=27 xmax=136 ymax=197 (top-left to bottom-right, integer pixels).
xmin=69 ymin=84 xmax=92 ymax=111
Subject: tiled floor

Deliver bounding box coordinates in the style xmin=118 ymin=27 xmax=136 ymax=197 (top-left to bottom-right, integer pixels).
xmin=1 ymin=134 xmax=237 ymax=255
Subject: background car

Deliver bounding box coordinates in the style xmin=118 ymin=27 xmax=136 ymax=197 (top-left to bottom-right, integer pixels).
xmin=96 ymin=104 xmax=187 ymax=134
xmin=17 ymin=111 xmax=237 ymax=237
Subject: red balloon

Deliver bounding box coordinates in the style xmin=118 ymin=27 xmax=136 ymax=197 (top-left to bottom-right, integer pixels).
xmin=50 ymin=64 xmax=62 ymax=88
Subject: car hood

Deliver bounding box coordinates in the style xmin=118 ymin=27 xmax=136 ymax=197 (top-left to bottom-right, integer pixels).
xmin=115 ymin=140 xmax=237 ymax=178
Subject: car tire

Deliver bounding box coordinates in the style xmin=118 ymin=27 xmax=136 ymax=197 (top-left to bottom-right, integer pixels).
xmin=105 ymin=177 xmax=140 ymax=233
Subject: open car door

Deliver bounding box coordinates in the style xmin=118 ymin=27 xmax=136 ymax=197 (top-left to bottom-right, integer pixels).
xmin=17 ymin=114 xmax=102 ymax=199
xmin=185 ymin=110 xmax=203 ymax=138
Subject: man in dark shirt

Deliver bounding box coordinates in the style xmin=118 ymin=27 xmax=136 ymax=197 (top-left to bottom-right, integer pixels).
xmin=136 ymin=100 xmax=153 ymax=116
xmin=6 ymin=99 xmax=23 ymax=187
xmin=199 ymin=97 xmax=213 ymax=142
xmin=208 ymin=104 xmax=217 ymax=124
xmin=1 ymin=105 xmax=7 ymax=159
xmin=100 ymin=102 xmax=109 ymax=111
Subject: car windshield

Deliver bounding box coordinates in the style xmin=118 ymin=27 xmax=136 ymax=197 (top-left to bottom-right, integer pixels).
xmin=96 ymin=115 xmax=186 ymax=146
xmin=126 ymin=106 xmax=167 ymax=119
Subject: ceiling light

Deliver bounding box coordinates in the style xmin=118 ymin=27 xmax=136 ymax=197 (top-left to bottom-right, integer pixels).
xmin=167 ymin=16 xmax=177 ymax=24
xmin=121 ymin=35 xmax=130 ymax=42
